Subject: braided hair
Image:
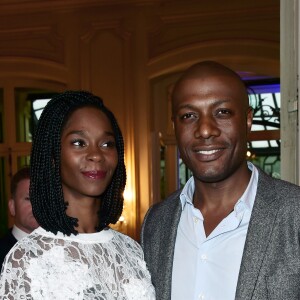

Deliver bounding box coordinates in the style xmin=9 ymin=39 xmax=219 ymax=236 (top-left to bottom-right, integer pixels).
xmin=30 ymin=90 xmax=126 ymax=235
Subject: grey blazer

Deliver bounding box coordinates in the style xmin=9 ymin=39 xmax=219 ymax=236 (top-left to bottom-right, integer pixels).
xmin=141 ymin=168 xmax=300 ymax=300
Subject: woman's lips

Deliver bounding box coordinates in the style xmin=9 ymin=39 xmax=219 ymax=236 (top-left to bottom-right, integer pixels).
xmin=82 ymin=170 xmax=107 ymax=179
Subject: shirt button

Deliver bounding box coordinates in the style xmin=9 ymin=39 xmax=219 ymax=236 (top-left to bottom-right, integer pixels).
xmin=201 ymin=254 xmax=207 ymax=261
xmin=198 ymin=293 xmax=205 ymax=299
xmin=194 ymin=217 xmax=199 ymax=224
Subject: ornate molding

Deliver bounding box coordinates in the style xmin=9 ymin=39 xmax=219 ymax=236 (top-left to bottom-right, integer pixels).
xmin=0 ymin=26 xmax=64 ymax=63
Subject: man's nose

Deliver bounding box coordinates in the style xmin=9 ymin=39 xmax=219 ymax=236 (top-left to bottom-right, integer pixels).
xmin=194 ymin=116 xmax=221 ymax=139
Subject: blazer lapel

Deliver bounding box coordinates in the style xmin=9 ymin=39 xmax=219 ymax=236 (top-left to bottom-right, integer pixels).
xmin=235 ymin=170 xmax=281 ymax=299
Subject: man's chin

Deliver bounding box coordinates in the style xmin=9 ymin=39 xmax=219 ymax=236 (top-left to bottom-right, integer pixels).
xmin=193 ymin=169 xmax=229 ymax=183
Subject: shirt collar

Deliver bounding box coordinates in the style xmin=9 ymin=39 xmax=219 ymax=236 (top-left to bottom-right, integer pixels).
xmin=12 ymin=225 xmax=30 ymax=241
xmin=180 ymin=162 xmax=258 ymax=213
xmin=234 ymin=162 xmax=258 ymax=213
xmin=180 ymin=176 xmax=195 ymax=208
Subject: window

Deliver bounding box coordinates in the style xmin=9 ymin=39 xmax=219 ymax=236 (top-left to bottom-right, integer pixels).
xmin=0 ymin=88 xmax=57 ymax=237
xmin=15 ymin=88 xmax=56 ymax=142
xmin=246 ymin=80 xmax=280 ymax=178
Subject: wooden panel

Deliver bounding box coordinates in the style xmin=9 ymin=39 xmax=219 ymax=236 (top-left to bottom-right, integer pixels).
xmin=148 ymin=0 xmax=279 ymax=58
xmin=80 ymin=21 xmax=129 ymax=127
xmin=248 ymin=130 xmax=280 ymax=141
xmin=0 ymin=26 xmax=64 ymax=63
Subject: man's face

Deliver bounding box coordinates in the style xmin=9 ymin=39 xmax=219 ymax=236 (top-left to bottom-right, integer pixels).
xmin=172 ymin=74 xmax=252 ymax=183
xmin=9 ymin=178 xmax=39 ymax=233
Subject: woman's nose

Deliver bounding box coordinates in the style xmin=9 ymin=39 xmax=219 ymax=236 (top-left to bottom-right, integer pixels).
xmin=86 ymin=146 xmax=103 ymax=162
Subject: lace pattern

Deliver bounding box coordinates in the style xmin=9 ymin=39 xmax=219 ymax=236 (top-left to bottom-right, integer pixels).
xmin=0 ymin=227 xmax=155 ymax=300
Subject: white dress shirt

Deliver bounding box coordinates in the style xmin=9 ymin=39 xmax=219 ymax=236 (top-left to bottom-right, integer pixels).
xmin=171 ymin=163 xmax=258 ymax=300
xmin=12 ymin=225 xmax=29 ymax=241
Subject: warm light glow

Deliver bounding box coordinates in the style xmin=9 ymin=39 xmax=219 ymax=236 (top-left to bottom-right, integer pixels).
xmin=123 ymin=188 xmax=133 ymax=202
xmin=111 ymin=138 xmax=137 ymax=236
xmin=246 ymin=151 xmax=252 ymax=158
xmin=119 ymin=215 xmax=125 ymax=223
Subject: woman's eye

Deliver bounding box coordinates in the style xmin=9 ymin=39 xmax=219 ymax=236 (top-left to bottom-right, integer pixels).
xmin=102 ymin=141 xmax=116 ymax=148
xmin=71 ymin=139 xmax=86 ymax=147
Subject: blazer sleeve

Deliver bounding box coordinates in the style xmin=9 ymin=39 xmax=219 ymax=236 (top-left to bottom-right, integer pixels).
xmin=140 ymin=190 xmax=182 ymax=300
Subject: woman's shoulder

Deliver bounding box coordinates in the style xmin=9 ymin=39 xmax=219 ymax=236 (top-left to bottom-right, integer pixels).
xmin=110 ymin=229 xmax=142 ymax=250
xmin=0 ymin=230 xmax=43 ymax=281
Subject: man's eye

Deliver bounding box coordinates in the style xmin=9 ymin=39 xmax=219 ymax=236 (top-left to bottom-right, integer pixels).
xmin=217 ymin=109 xmax=231 ymax=116
xmin=181 ymin=113 xmax=196 ymax=120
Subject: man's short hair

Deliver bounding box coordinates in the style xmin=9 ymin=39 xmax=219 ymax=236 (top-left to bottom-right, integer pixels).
xmin=10 ymin=166 xmax=30 ymax=198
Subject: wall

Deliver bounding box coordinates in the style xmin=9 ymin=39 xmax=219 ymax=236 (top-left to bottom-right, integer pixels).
xmin=0 ymin=0 xmax=280 ymax=239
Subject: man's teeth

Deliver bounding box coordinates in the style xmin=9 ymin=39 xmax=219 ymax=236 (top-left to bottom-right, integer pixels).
xmin=198 ymin=149 xmax=219 ymax=155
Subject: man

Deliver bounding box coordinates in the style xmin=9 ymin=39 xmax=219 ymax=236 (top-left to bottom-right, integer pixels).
xmin=0 ymin=167 xmax=39 ymax=267
xmin=141 ymin=61 xmax=300 ymax=300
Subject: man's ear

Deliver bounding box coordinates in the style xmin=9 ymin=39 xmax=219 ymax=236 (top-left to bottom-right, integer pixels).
xmin=171 ymin=116 xmax=175 ymax=130
xmin=8 ymin=198 xmax=16 ymax=217
xmin=246 ymin=106 xmax=253 ymax=134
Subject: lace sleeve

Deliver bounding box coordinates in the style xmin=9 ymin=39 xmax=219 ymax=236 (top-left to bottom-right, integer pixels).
xmin=0 ymin=230 xmax=156 ymax=300
xmin=0 ymin=247 xmax=30 ymax=298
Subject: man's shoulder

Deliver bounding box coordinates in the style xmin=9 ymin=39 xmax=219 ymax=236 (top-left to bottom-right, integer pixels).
xmin=151 ymin=189 xmax=182 ymax=213
xmin=142 ymin=189 xmax=182 ymax=230
xmin=141 ymin=189 xmax=182 ymax=248
xmin=258 ymin=168 xmax=300 ymax=196
xmin=256 ymin=169 xmax=300 ymax=213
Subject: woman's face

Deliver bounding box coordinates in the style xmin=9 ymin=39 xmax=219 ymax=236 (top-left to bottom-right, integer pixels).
xmin=60 ymin=106 xmax=118 ymax=201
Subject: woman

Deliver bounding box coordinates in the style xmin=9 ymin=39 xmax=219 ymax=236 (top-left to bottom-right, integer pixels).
xmin=0 ymin=91 xmax=155 ymax=299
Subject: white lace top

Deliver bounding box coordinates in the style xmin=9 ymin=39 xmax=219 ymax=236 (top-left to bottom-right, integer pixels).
xmin=0 ymin=227 xmax=155 ymax=300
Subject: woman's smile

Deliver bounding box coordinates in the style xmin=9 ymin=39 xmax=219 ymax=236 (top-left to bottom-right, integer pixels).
xmin=81 ymin=170 xmax=107 ymax=180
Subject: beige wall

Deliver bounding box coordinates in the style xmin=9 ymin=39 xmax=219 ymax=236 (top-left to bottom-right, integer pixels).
xmin=280 ymin=0 xmax=300 ymax=185
xmin=0 ymin=0 xmax=280 ymax=239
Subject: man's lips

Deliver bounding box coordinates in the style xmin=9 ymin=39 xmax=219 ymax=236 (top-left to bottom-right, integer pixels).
xmin=193 ymin=147 xmax=224 ymax=161
xmin=196 ymin=149 xmax=221 ymax=155
xmin=82 ymin=170 xmax=107 ymax=179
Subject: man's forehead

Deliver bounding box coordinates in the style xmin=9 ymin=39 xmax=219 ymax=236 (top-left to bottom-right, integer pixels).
xmin=173 ymin=74 xmax=244 ymax=97
xmin=172 ymin=78 xmax=248 ymax=110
